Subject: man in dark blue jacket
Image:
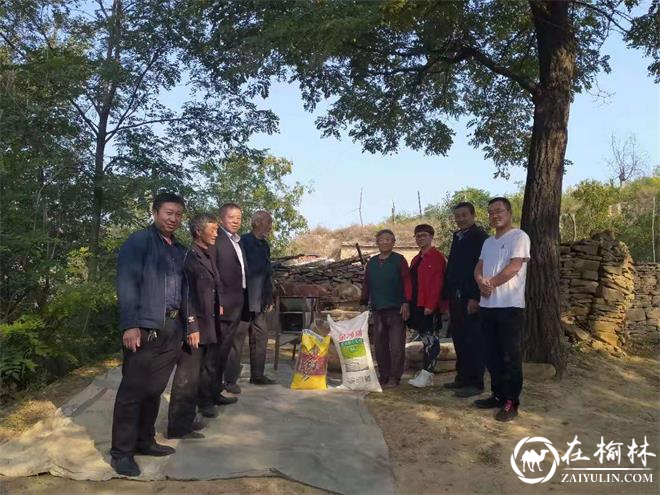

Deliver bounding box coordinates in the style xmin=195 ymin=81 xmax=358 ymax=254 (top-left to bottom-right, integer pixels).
xmin=443 ymin=202 xmax=489 ymax=398
xmin=240 ymin=210 xmax=276 ymax=385
xmin=110 ymin=192 xmax=187 ymax=477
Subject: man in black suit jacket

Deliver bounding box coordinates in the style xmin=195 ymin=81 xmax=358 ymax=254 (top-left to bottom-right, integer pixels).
xmin=215 ymin=202 xmax=249 ymax=394
xmin=167 ymin=212 xmax=236 ymax=435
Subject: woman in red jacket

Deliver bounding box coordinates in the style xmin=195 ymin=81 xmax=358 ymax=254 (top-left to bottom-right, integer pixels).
xmin=407 ymin=224 xmax=448 ymax=388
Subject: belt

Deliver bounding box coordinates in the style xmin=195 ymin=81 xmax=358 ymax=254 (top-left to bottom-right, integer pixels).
xmin=166 ymin=309 xmax=179 ymax=319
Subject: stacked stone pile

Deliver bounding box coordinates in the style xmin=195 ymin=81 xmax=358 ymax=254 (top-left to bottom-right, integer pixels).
xmin=560 ymin=233 xmax=635 ymax=348
xmin=626 ymin=263 xmax=660 ymax=347
xmin=273 ymin=254 xmax=367 ymax=287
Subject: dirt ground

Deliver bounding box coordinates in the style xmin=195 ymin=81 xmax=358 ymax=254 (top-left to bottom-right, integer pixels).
xmin=369 ymin=347 xmax=660 ymax=494
xmin=1 ymin=345 xmax=658 ymax=495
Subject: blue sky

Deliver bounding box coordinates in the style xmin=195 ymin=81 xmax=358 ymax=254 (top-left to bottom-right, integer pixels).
xmin=243 ymin=34 xmax=659 ymax=229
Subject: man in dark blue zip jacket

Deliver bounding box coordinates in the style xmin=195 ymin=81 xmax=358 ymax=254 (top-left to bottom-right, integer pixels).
xmin=110 ymin=192 xmax=187 ymax=477
xmin=443 ymin=202 xmax=489 ymax=398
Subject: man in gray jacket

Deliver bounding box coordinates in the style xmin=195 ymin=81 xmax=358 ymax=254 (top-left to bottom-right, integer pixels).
xmin=240 ymin=210 xmax=276 ymax=385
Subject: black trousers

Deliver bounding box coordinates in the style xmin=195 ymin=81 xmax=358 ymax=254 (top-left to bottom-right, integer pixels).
xmin=217 ymin=318 xmax=245 ymax=386
xmin=449 ymin=297 xmax=485 ymax=389
xmin=168 ymin=344 xmax=203 ymax=436
xmin=373 ymin=308 xmax=406 ymax=382
xmin=198 ymin=343 xmax=220 ymax=408
xmin=111 ymin=320 xmax=182 ymax=458
xmin=248 ymin=311 xmax=269 ymax=379
xmin=480 ymin=307 xmax=524 ymax=404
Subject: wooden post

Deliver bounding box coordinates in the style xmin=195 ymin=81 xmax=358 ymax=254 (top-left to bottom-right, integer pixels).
xmin=417 ymin=191 xmax=422 ymax=217
xmin=652 ymin=194 xmax=656 ymax=263
xmin=359 ymin=188 xmax=364 ymax=226
xmin=356 ymin=242 xmax=366 ymax=266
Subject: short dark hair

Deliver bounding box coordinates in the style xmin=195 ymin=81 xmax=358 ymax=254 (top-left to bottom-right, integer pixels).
xmin=153 ymin=192 xmax=185 ymax=211
xmin=219 ymin=202 xmax=241 ymax=217
xmin=414 ymin=224 xmax=435 ymax=237
xmin=376 ymin=229 xmax=395 ymax=240
xmin=189 ymin=212 xmax=218 ymax=238
xmin=454 ymin=202 xmax=476 ymax=215
xmin=488 ymin=197 xmax=512 ymax=212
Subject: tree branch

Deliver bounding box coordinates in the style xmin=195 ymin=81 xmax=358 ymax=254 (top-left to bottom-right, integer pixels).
xmin=110 ymin=116 xmax=190 ymax=134
xmin=106 ymin=47 xmax=164 ymax=140
xmin=355 ymin=38 xmax=538 ymax=96
xmin=462 ymin=44 xmax=539 ymax=96
xmin=96 ymin=0 xmax=111 ymax=21
xmin=571 ymin=0 xmax=631 ymax=33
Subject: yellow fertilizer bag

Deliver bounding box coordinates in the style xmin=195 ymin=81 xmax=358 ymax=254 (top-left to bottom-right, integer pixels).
xmin=291 ymin=329 xmax=331 ymax=390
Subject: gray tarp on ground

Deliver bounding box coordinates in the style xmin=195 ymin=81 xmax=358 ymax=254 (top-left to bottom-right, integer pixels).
xmin=0 ymin=364 xmax=395 ymax=495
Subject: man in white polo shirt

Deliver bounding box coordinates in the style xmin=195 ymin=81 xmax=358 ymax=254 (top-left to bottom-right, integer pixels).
xmin=473 ymin=197 xmax=530 ymax=422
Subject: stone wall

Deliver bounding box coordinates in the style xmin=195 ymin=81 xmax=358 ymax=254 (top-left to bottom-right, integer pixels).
xmin=626 ymin=263 xmax=660 ymax=347
xmin=560 ymin=233 xmax=659 ymax=351
xmin=559 ymin=233 xmax=636 ymax=348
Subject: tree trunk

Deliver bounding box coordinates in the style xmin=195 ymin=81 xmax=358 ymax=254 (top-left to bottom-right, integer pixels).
xmin=521 ymin=1 xmax=576 ymax=375
xmin=88 ymin=0 xmax=122 ymax=278
xmin=88 ymin=132 xmax=106 ymax=278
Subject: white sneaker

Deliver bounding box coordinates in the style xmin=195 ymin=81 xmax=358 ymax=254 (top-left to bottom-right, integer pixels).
xmin=408 ymin=369 xmax=433 ymax=388
xmin=407 ymin=371 xmax=420 ymax=386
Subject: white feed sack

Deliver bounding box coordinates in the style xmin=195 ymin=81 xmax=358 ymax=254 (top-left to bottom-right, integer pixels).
xmin=327 ymin=311 xmax=382 ymax=392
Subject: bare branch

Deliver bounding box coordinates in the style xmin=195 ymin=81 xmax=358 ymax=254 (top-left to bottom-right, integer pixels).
xmin=608 ymin=134 xmax=648 ymax=185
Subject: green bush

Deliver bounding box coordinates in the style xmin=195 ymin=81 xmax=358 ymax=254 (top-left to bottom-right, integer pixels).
xmin=0 ymin=315 xmax=50 ymax=396
xmin=0 ymin=283 xmax=120 ymax=401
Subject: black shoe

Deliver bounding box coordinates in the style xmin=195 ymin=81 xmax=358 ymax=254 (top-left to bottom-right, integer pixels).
xmin=167 ymin=431 xmax=205 ymax=440
xmin=442 ymin=381 xmax=465 ymax=390
xmin=495 ymin=400 xmax=519 ymax=422
xmin=224 ymin=383 xmax=241 ymax=394
xmin=111 ymin=456 xmax=140 ymax=477
xmin=200 ymin=405 xmax=219 ymax=418
xmin=191 ymin=419 xmax=208 ymax=431
xmin=249 ymin=375 xmax=278 ymax=385
xmin=474 ymin=396 xmax=504 ymax=409
xmin=215 ymin=394 xmax=238 ymax=405
xmin=454 ymin=386 xmax=485 ymax=398
xmin=135 ymin=442 xmax=176 ymax=457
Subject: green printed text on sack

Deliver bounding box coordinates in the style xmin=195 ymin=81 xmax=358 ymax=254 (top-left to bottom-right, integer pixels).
xmin=339 ymin=338 xmax=367 ymax=359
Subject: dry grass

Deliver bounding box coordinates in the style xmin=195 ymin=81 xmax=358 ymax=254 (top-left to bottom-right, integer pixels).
xmin=0 ymin=356 xmax=121 ymax=444
xmin=286 ymin=218 xmax=444 ymax=258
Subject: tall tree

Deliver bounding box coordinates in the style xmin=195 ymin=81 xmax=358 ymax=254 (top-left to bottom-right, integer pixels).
xmin=1 ymin=0 xmax=277 ymax=275
xmin=190 ymin=0 xmax=658 ymax=372
xmin=196 ymin=154 xmax=310 ymax=254
xmin=0 ymin=36 xmax=91 ymax=321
